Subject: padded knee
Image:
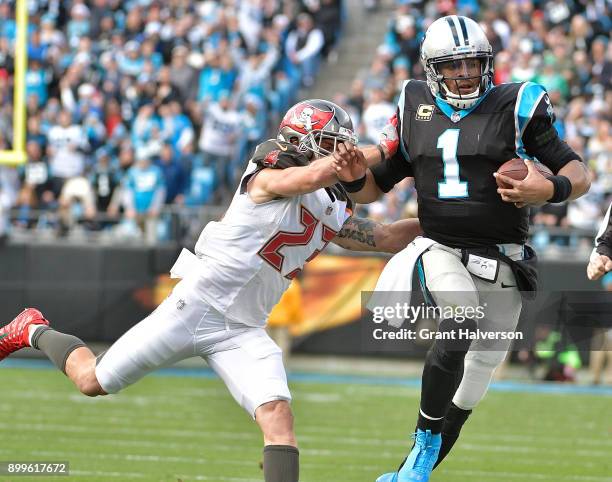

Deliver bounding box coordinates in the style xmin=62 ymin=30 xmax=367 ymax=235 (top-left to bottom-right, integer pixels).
xmin=453 ymin=352 xmax=507 ymax=410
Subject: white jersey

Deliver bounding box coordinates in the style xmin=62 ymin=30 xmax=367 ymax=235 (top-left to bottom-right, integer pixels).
xmin=361 ymin=101 xmax=396 ymax=144
xmin=193 ymin=147 xmax=351 ymax=327
xmin=198 ymin=103 xmax=243 ymax=157
xmin=47 ymin=125 xmax=87 ymax=178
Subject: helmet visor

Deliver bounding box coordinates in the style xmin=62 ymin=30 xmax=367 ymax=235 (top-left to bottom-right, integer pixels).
xmin=430 ymin=54 xmax=491 ymax=100
xmin=299 ymin=128 xmax=358 ymax=158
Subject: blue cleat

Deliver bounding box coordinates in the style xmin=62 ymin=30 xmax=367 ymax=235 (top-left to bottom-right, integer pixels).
xmin=375 ymin=429 xmax=441 ymax=482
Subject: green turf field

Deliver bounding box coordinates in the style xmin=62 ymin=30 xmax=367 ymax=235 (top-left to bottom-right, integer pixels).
xmin=1 ymin=366 xmax=610 ymax=482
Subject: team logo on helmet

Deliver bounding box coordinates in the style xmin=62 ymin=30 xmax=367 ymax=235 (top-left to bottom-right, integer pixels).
xmin=283 ymin=103 xmax=335 ymax=135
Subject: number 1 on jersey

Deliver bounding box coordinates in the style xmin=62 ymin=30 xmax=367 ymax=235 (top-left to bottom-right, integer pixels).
xmin=437 ymin=129 xmax=468 ymax=198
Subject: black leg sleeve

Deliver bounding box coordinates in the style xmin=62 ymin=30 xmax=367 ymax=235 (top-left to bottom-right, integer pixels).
xmin=417 ymin=318 xmax=476 ymax=434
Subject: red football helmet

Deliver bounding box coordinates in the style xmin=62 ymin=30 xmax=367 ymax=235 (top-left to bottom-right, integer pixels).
xmin=277 ymin=99 xmax=357 ymax=158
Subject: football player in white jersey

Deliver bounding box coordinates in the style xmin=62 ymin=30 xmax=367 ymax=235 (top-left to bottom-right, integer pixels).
xmin=0 ymin=99 xmax=422 ymax=482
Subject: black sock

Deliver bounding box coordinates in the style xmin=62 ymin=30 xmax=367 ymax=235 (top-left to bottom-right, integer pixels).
xmin=433 ymin=402 xmax=472 ymax=469
xmin=263 ymin=445 xmax=299 ymax=482
xmin=417 ymin=318 xmax=475 ymax=434
xmin=31 ymin=327 xmax=86 ymax=374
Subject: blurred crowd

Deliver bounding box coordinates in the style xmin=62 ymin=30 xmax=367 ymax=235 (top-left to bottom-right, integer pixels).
xmin=0 ymin=0 xmax=342 ymax=241
xmin=0 ymin=0 xmax=609 ymax=247
xmin=335 ymin=0 xmax=611 ymax=249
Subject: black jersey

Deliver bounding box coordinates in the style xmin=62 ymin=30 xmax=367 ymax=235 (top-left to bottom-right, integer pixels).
xmin=371 ymin=80 xmax=580 ymax=248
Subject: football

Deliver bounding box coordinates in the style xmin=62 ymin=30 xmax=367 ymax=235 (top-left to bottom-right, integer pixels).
xmin=495 ymin=158 xmax=554 ymax=188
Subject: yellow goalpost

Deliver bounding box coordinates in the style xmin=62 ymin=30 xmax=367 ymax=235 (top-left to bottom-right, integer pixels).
xmin=0 ymin=0 xmax=28 ymax=165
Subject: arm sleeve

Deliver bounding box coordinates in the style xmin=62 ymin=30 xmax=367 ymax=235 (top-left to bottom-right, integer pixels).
xmin=594 ymin=202 xmax=612 ymax=258
xmin=370 ymin=151 xmax=413 ymax=193
xmin=521 ymin=89 xmax=582 ymax=173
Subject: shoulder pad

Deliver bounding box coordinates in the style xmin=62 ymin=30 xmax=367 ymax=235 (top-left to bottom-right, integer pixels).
xmin=251 ymin=139 xmax=310 ymax=169
xmin=400 ymin=80 xmax=430 ymax=111
xmin=482 ymin=82 xmax=524 ymax=112
xmin=515 ymin=82 xmax=553 ymax=130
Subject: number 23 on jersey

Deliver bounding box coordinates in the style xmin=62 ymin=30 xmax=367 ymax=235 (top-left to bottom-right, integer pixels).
xmin=258 ymin=205 xmax=337 ymax=280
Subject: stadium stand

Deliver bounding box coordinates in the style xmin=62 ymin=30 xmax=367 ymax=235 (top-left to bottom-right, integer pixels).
xmin=0 ymin=0 xmax=343 ymax=241
xmin=0 ymin=0 xmax=609 ymax=250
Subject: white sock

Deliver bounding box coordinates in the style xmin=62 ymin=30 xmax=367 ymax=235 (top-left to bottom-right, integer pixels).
xmin=28 ymin=324 xmax=46 ymax=347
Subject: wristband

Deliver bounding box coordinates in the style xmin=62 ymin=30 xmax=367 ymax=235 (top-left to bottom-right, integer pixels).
xmin=595 ymin=244 xmax=612 ymax=259
xmin=547 ymin=175 xmax=572 ymax=203
xmin=376 ymin=144 xmax=386 ymax=162
xmin=341 ymin=174 xmax=366 ymax=193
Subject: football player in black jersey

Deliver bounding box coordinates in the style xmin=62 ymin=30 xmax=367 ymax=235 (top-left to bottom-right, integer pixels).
xmin=336 ymin=15 xmax=590 ymax=482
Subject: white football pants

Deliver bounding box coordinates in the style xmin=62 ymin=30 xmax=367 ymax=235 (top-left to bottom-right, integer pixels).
xmin=420 ymin=242 xmax=523 ymax=410
xmin=95 ymin=275 xmax=291 ymax=418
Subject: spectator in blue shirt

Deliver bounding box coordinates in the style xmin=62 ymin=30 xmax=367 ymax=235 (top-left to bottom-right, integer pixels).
xmin=118 ymin=40 xmax=144 ymax=77
xmin=185 ymin=154 xmax=216 ymax=207
xmin=155 ymin=142 xmax=186 ymax=205
xmin=0 ymin=3 xmax=16 ymax=45
xmin=67 ymin=4 xmax=91 ymax=49
xmin=131 ymin=104 xmax=160 ymax=155
xmin=28 ymin=30 xmax=48 ymax=64
xmin=123 ymin=152 xmax=166 ymax=220
xmin=197 ymin=51 xmax=238 ymax=103
xmin=25 ymin=59 xmax=52 ymax=109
